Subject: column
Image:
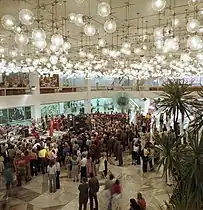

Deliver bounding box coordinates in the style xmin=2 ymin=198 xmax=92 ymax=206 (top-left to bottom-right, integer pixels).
xmin=29 ymin=73 xmax=41 ymax=121
xmin=59 ymin=102 xmax=64 ymax=114
xmin=84 ymin=78 xmax=91 ymax=114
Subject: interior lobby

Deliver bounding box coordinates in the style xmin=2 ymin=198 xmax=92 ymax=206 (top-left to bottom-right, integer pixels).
xmin=0 ymin=0 xmax=203 ymax=210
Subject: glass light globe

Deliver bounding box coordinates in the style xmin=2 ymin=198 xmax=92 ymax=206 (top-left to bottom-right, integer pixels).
xmin=50 ymin=55 xmax=58 ymax=65
xmin=51 ymin=34 xmax=64 ymax=46
xmin=152 ymin=0 xmax=166 ymax=12
xmin=104 ymin=19 xmax=117 ymax=33
xmin=50 ymin=44 xmax=59 ymax=52
xmin=198 ymin=8 xmax=203 ymax=16
xmin=154 ymin=27 xmax=163 ymax=38
xmin=34 ymin=40 xmax=47 ymax=49
xmin=102 ymin=48 xmax=109 ymax=55
xmin=79 ymin=50 xmax=86 ymax=58
xmin=0 ymin=46 xmax=4 ymax=54
xmin=15 ymin=33 xmax=29 ymax=46
xmin=32 ymin=28 xmax=46 ymax=41
xmin=134 ymin=48 xmax=141 ymax=54
xmin=97 ymin=2 xmax=111 ymax=17
xmin=84 ymin=23 xmax=96 ymax=36
xmin=60 ymin=56 xmax=68 ymax=64
xmin=198 ymin=26 xmax=203 ymax=33
xmin=197 ymin=52 xmax=203 ymax=61
xmin=19 ymin=9 xmax=34 ymax=25
xmin=187 ymin=19 xmax=200 ymax=33
xmin=9 ymin=49 xmax=17 ymax=57
xmin=75 ymin=0 xmax=85 ymax=4
xmin=13 ymin=26 xmax=22 ymax=33
xmin=187 ymin=35 xmax=202 ymax=50
xmin=188 ymin=0 xmax=200 ymax=7
xmin=87 ymin=53 xmax=94 ymax=60
xmin=1 ymin=15 xmax=16 ymax=30
xmin=75 ymin=14 xmax=85 ymax=26
xmin=122 ymin=42 xmax=131 ymax=49
xmin=40 ymin=56 xmax=48 ymax=64
xmin=63 ymin=42 xmax=71 ymax=51
xmin=98 ymin=38 xmax=106 ymax=47
xmin=69 ymin=13 xmax=76 ymax=23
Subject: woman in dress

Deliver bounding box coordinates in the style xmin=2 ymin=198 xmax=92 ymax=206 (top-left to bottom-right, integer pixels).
xmin=86 ymin=154 xmax=94 ymax=177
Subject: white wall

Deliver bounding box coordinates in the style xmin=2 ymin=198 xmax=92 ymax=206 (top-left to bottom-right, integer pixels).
xmin=0 ymin=90 xmax=163 ymax=109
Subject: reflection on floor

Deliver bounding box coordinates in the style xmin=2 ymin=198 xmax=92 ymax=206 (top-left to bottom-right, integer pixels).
xmin=0 ymin=155 xmax=172 ymax=210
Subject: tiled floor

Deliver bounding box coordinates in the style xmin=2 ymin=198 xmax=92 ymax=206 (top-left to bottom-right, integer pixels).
xmin=0 ymin=154 xmax=172 ymax=210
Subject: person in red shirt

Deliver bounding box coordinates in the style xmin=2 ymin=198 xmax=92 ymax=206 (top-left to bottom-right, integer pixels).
xmin=112 ymin=179 xmax=122 ymax=194
xmin=137 ymin=192 xmax=146 ymax=210
xmin=15 ymin=153 xmax=26 ymax=187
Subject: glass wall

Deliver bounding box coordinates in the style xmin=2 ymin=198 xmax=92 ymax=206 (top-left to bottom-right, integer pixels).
xmin=41 ymin=103 xmax=60 ymax=117
xmin=0 ymin=106 xmax=32 ymax=124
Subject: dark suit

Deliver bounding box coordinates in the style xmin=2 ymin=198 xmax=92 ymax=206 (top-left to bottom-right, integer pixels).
xmin=78 ymin=182 xmax=89 ymax=210
xmin=88 ymin=177 xmax=100 ymax=210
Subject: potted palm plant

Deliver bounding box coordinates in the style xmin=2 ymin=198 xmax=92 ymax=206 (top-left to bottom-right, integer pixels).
xmin=157 ymin=79 xmax=195 ymax=137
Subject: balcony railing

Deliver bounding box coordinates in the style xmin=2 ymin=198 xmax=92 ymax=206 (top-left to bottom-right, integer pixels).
xmin=0 ymin=85 xmax=202 ymax=96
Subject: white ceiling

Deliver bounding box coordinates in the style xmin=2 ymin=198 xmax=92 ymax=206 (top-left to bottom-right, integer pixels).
xmin=0 ymin=0 xmax=203 ymax=57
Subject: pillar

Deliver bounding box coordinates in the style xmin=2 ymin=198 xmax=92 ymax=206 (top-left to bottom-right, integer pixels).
xmin=59 ymin=102 xmax=64 ymax=114
xmin=85 ymin=78 xmax=91 ymax=114
xmin=29 ymin=73 xmax=41 ymax=121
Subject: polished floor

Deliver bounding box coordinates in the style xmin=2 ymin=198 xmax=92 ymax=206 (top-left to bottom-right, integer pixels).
xmin=0 ymin=155 xmax=172 ymax=210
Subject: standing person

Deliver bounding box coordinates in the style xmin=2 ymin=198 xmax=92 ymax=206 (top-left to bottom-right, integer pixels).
xmin=65 ymin=153 xmax=72 ymax=178
xmin=89 ymin=172 xmax=100 ymax=210
xmin=4 ymin=163 xmax=14 ymax=197
xmin=56 ymin=159 xmax=60 ymax=190
xmin=111 ymin=179 xmax=122 ymax=210
xmin=0 ymin=153 xmax=4 ymax=175
xmin=78 ymin=177 xmax=89 ymax=210
xmin=87 ymin=154 xmax=94 ymax=177
xmin=72 ymin=155 xmax=79 ymax=182
xmin=137 ymin=192 xmax=146 ymax=210
xmin=15 ymin=153 xmax=26 ymax=187
xmin=80 ymin=154 xmax=87 ymax=182
xmin=98 ymin=153 xmax=106 ymax=178
xmin=132 ymin=142 xmax=139 ymax=165
xmin=142 ymin=146 xmax=149 ymax=173
xmin=129 ymin=198 xmax=141 ymax=210
xmin=38 ymin=146 xmax=47 ymax=174
xmin=29 ymin=149 xmax=38 ymax=176
xmin=47 ymin=160 xmax=56 ymax=193
xmin=104 ymin=174 xmax=115 ymax=210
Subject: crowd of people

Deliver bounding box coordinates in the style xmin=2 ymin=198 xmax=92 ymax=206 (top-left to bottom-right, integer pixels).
xmin=0 ymin=112 xmax=166 ymax=209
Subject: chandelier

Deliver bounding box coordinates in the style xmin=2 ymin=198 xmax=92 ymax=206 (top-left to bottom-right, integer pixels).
xmin=0 ymin=0 xmax=203 ymax=80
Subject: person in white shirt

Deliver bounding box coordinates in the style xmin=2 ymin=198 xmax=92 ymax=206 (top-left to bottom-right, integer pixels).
xmin=55 ymin=159 xmax=60 ymax=190
xmin=80 ymin=154 xmax=87 ymax=182
xmin=47 ymin=161 xmax=56 ymax=193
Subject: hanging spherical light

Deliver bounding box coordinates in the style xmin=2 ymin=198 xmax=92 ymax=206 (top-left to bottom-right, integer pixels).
xmin=187 ymin=19 xmax=200 ymax=33
xmin=63 ymin=41 xmax=71 ymax=52
xmin=188 ymin=0 xmax=200 ymax=7
xmin=75 ymin=14 xmax=85 ymax=26
xmin=51 ymin=34 xmax=64 ymax=46
xmin=198 ymin=26 xmax=203 ymax=33
xmin=198 ymin=8 xmax=203 ymax=16
xmin=34 ymin=40 xmax=47 ymax=49
xmin=97 ymin=2 xmax=111 ymax=17
xmin=152 ymin=0 xmax=166 ymax=12
xmin=104 ymin=19 xmax=116 ymax=33
xmin=50 ymin=55 xmax=58 ymax=65
xmin=102 ymin=48 xmax=109 ymax=55
xmin=19 ymin=9 xmax=34 ymax=25
xmin=40 ymin=56 xmax=48 ymax=64
xmin=32 ymin=28 xmax=46 ymax=41
xmin=60 ymin=56 xmax=68 ymax=64
xmin=9 ymin=49 xmax=18 ymax=58
xmin=153 ymin=27 xmax=163 ymax=38
xmin=84 ymin=23 xmax=96 ymax=36
xmin=69 ymin=13 xmax=76 ymax=23
xmin=187 ymin=35 xmax=202 ymax=50
xmin=122 ymin=42 xmax=131 ymax=49
xmin=50 ymin=44 xmax=59 ymax=52
xmin=98 ymin=38 xmax=106 ymax=47
xmin=13 ymin=26 xmax=22 ymax=34
xmin=1 ymin=15 xmax=16 ymax=30
xmin=15 ymin=33 xmax=29 ymax=46
xmin=75 ymin=0 xmax=85 ymax=4
xmin=154 ymin=39 xmax=164 ymax=49
xmin=87 ymin=53 xmax=94 ymax=60
xmin=197 ymin=52 xmax=203 ymax=61
xmin=134 ymin=47 xmax=141 ymax=55
xmin=0 ymin=46 xmax=4 ymax=55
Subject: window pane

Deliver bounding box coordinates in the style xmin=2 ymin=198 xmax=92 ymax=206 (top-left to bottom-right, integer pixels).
xmin=8 ymin=107 xmax=25 ymax=121
xmin=25 ymin=106 xmax=31 ymax=120
xmin=0 ymin=109 xmax=8 ymax=124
